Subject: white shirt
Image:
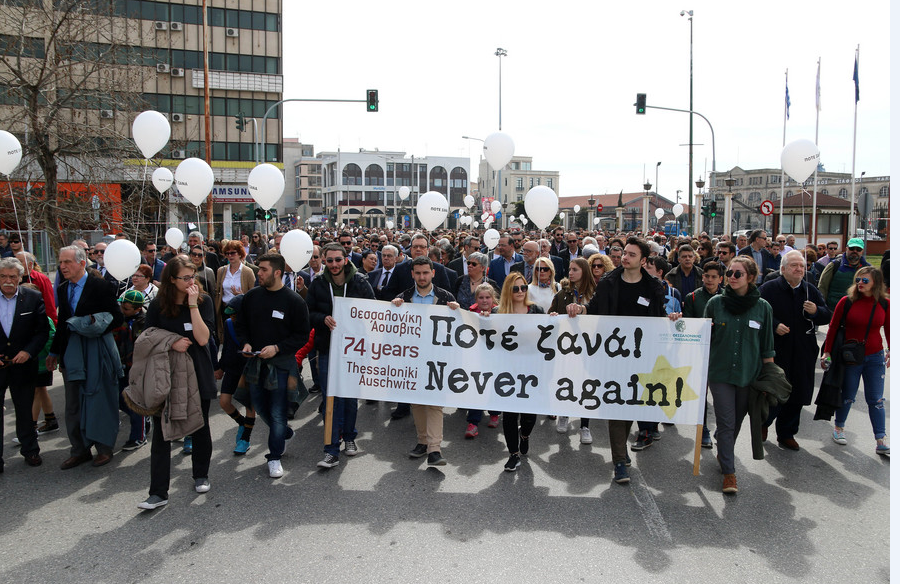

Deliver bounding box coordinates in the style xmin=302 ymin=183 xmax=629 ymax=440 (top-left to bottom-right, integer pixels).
xmin=528 ymin=284 xmax=555 ymax=312
xmin=222 ymin=265 xmax=242 ymax=304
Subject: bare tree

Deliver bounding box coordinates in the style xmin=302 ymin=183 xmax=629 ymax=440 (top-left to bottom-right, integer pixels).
xmin=0 ymin=0 xmax=150 ymax=251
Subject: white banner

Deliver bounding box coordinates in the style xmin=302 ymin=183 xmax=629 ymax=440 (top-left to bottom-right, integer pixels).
xmin=327 ymin=298 xmax=710 ymax=424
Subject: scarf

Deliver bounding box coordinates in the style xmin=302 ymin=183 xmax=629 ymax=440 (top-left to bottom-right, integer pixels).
xmin=721 ymin=283 xmax=760 ymax=315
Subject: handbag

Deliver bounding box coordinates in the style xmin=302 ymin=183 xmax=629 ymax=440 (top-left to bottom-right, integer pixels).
xmin=836 ymin=299 xmax=878 ymax=366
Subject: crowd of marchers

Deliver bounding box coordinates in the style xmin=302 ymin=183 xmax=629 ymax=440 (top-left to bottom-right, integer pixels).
xmin=0 ymin=224 xmax=888 ymax=504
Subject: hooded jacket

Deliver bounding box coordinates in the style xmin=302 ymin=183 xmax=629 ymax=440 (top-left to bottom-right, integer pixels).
xmin=307 ymin=260 xmax=375 ymax=353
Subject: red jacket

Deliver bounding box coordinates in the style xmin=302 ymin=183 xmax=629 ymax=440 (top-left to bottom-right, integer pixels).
xmin=29 ymin=270 xmax=57 ymax=324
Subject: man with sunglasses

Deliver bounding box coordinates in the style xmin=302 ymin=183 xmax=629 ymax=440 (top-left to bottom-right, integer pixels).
xmin=550 ymin=228 xmax=568 ymax=256
xmin=187 ymin=231 xmax=221 ymax=273
xmin=818 ymin=238 xmax=870 ymax=311
xmin=715 ymin=242 xmax=736 ymax=266
xmin=816 ymin=241 xmax=841 ymax=268
xmin=139 ymin=240 xmax=165 ymax=285
xmin=338 ymin=231 xmax=363 ymax=270
xmin=447 ymin=236 xmax=480 ymax=277
xmin=306 ymin=243 xmax=375 ymax=469
xmin=759 ymin=250 xmax=831 ymax=450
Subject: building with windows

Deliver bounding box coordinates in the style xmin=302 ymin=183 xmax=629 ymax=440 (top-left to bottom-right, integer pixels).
xmin=0 ymin=0 xmax=283 ymax=243
xmin=287 ymin=142 xmax=323 ymax=227
xmin=707 ymin=166 xmax=889 ymax=243
xmin=478 ymin=156 xmax=560 ymax=214
xmin=318 ymin=150 xmax=469 ymax=229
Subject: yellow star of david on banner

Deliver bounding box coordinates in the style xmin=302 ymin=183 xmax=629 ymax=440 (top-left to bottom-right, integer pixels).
xmin=636 ymin=355 xmax=699 ymax=419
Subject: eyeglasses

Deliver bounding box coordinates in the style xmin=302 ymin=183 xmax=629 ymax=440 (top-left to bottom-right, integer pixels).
xmin=173 ymin=275 xmax=195 ymax=282
xmin=311 ymin=255 xmax=319 ymax=259
xmin=848 ymin=247 xmax=863 ymax=252
xmin=131 ymin=274 xmax=146 ymax=279
xmin=827 ymin=247 xmax=838 ymax=251
xmin=511 ymin=285 xmax=528 ymax=293
xmin=95 ymin=250 xmax=105 ymax=254
xmin=467 ymin=261 xmax=480 ymax=267
xmin=145 ymin=248 xmax=157 ymax=253
xmin=855 ymin=277 xmax=871 ymax=284
xmin=716 ymin=250 xmax=730 ymax=255
xmin=726 ymin=270 xmax=745 ymax=279
xmin=325 ymin=257 xmax=343 ymax=264
xmin=535 ymin=266 xmax=551 ymax=272
xmin=567 ymin=240 xmax=577 ymax=244
xmin=190 ymin=252 xmax=203 ymax=258
xmin=225 ymin=251 xmax=238 ymax=256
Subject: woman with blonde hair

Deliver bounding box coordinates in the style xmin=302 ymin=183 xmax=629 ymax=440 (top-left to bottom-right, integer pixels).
xmin=496 ymin=272 xmax=545 ymax=471
xmin=588 ymin=253 xmax=614 ymax=284
xmin=527 ymin=256 xmax=559 ymax=312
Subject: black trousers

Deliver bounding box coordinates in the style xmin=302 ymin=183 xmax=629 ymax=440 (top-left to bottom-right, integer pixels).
xmin=149 ymin=399 xmax=212 ymax=499
xmin=0 ymin=383 xmax=38 ymax=463
xmin=502 ymin=412 xmax=536 ymax=453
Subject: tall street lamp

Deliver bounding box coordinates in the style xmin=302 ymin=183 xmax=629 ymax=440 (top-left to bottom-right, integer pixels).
xmin=680 ymin=10 xmax=694 ymax=235
xmin=495 ymin=48 xmax=507 ymax=131
xmin=587 ymin=194 xmax=597 ymax=230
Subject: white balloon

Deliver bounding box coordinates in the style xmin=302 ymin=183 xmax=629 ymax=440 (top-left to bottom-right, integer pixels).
xmin=386 ymin=220 xmax=395 ymax=229
xmin=654 ymin=208 xmax=665 ymax=220
xmin=174 ymin=157 xmax=214 ymax=206
xmin=132 ymin=111 xmax=171 ymax=159
xmin=490 ymin=200 xmax=502 ymax=214
xmin=152 ymin=167 xmax=174 ymax=194
xmin=483 ymin=228 xmax=501 ymax=250
xmin=559 ymin=212 xmax=565 ymax=219
xmin=672 ymin=203 xmax=684 ymax=218
xmin=464 ymin=194 xmax=475 ymax=208
xmin=481 ymin=212 xmax=490 ymax=221
xmin=0 ymin=130 xmax=22 ymax=175
xmin=398 ymin=186 xmax=411 ymax=201
xmin=780 ymin=138 xmax=820 ymax=184
xmin=519 ymin=213 xmax=526 ymax=222
xmin=415 ymin=190 xmax=449 ymax=231
xmin=165 ymin=228 xmax=184 ymax=250
xmin=573 ymin=205 xmax=581 ymax=214
xmin=103 ymin=240 xmax=141 ymax=281
xmin=525 ymin=186 xmax=560 ymax=230
xmin=248 ymin=163 xmax=285 ymax=210
xmin=472 ymin=221 xmax=479 ymax=228
xmin=593 ymin=217 xmax=601 ymax=225
xmin=483 ymin=132 xmax=515 ymax=171
xmin=280 ymin=229 xmax=314 ymax=271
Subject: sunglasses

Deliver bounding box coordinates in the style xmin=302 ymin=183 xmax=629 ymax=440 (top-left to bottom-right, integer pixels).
xmin=726 ymin=270 xmax=745 ymax=279
xmin=190 ymin=252 xmax=203 ymax=258
xmin=225 ymin=251 xmax=238 ymax=256
xmin=511 ymin=285 xmax=528 ymax=293
xmin=567 ymin=240 xmax=577 ymax=244
xmin=848 ymin=247 xmax=863 ymax=252
xmin=467 ymin=261 xmax=480 ymax=267
xmin=535 ymin=266 xmax=551 ymax=272
xmin=95 ymin=250 xmax=105 ymax=254
xmin=173 ymin=275 xmax=195 ymax=282
xmin=855 ymin=277 xmax=870 ymax=284
xmin=325 ymin=257 xmax=343 ymax=264
xmin=716 ymin=250 xmax=729 ymax=255
xmin=592 ymin=264 xmax=603 ymax=269
xmin=827 ymin=247 xmax=838 ymax=251
xmin=312 ymin=255 xmax=319 ymax=259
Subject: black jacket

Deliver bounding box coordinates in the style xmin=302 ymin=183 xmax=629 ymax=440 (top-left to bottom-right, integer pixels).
xmin=586 ymin=266 xmax=666 ymax=317
xmin=0 ymin=286 xmax=50 ymax=385
xmin=307 ymin=263 xmax=375 ymax=353
xmin=51 ymin=272 xmax=123 ymax=365
xmin=397 ymin=284 xmax=456 ymax=305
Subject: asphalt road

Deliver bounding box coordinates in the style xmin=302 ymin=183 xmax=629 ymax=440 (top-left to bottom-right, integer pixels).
xmin=0 ymin=350 xmax=890 ymax=584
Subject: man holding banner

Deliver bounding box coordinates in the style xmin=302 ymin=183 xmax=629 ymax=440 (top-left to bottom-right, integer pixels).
xmin=308 ymin=243 xmax=375 ymax=469
xmin=576 ymin=237 xmax=668 ymax=484
xmin=391 ymin=256 xmax=459 ymax=467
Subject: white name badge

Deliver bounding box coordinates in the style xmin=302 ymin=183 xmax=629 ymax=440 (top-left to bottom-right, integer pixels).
xmin=184 ymin=322 xmax=193 ymax=331
xmin=637 ymin=296 xmax=650 ymax=307
xmin=273 ymin=310 xmax=285 ymax=320
xmin=749 ymin=320 xmax=761 ymax=329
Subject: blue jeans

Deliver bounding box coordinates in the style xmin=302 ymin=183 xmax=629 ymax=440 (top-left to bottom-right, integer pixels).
xmin=318 ymin=352 xmax=358 ymax=457
xmin=249 ymin=365 xmax=293 ymax=461
xmin=835 ymin=351 xmax=886 ymax=439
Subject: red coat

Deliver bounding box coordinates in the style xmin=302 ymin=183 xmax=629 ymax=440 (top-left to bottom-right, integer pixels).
xmin=29 ymin=270 xmax=57 ymax=324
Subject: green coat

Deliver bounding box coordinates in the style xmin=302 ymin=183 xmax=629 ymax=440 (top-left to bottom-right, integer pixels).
xmin=704 ymin=293 xmax=775 ymax=387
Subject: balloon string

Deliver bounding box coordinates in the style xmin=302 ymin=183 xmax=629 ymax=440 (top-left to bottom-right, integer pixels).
xmin=5 ymin=178 xmax=23 ymax=245
xmin=134 ymin=158 xmax=149 ymax=244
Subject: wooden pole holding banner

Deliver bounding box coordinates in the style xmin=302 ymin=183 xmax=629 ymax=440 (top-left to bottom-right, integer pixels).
xmin=692 ymin=424 xmax=703 ymax=475
xmin=323 ymin=396 xmax=334 ymax=445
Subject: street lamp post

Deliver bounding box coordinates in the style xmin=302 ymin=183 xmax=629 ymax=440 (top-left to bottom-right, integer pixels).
xmin=642 ymin=180 xmax=652 ymax=234
xmin=587 ymin=194 xmax=596 ymax=231
xmin=696 ymin=176 xmax=706 ymax=233
xmin=495 ymin=48 xmax=507 ymax=131
xmin=681 ymin=10 xmax=695 ymax=235
xmin=655 ymin=161 xmax=661 ymax=212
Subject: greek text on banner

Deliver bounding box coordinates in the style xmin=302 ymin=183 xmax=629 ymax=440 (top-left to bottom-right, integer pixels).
xmin=327 ymin=297 xmax=710 ymax=425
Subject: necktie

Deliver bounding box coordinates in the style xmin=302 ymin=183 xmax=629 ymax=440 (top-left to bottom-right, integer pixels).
xmin=68 ymin=282 xmax=78 ymax=312
xmin=380 ymin=270 xmax=391 ymax=289
xmin=525 ymin=264 xmax=532 ymax=282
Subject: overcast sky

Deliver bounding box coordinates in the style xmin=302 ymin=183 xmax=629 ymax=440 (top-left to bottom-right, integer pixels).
xmin=281 ymin=1 xmax=889 ymax=200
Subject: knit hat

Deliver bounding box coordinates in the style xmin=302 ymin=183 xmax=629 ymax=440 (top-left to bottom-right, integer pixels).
xmin=119 ymin=290 xmax=145 ymax=307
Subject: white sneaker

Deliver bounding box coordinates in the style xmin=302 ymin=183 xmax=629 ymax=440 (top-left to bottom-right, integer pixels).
xmin=580 ymin=427 xmax=593 ymax=444
xmin=556 ymin=416 xmax=569 ymax=433
xmin=268 ymin=460 xmax=284 ymax=478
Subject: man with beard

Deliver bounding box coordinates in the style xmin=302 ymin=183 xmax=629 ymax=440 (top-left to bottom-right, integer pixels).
xmin=818 ymin=238 xmax=870 ymax=311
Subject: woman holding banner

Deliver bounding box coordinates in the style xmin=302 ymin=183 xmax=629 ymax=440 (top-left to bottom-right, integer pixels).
xmin=496 ymin=272 xmax=545 ymax=471
xmin=527 ymin=256 xmax=559 ymax=313
xmin=703 ymin=256 xmax=775 ymax=494
xmin=549 ymin=257 xmax=597 ymax=443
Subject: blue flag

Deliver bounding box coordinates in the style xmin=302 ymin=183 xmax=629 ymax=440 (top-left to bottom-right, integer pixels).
xmin=853 ymin=54 xmax=860 ymax=102
xmin=785 ymin=81 xmax=791 ymax=119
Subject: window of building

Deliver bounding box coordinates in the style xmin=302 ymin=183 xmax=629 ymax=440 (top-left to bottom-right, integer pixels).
xmin=880 ymin=185 xmax=889 ymax=196
xmin=516 ymin=177 xmax=523 ymax=189
xmin=839 ymin=188 xmax=848 ymax=198
xmin=546 ymin=178 xmax=553 ymax=189
xmin=529 ymin=177 xmax=535 ymax=188
xmin=818 ymin=215 xmax=843 ymax=234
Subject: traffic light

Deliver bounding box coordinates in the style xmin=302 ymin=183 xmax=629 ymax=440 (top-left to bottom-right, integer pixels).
xmin=701 ymin=203 xmax=710 ymax=218
xmin=254 ymin=208 xmax=264 ymax=220
xmin=235 ymin=112 xmax=246 ymax=132
xmin=265 ymin=209 xmax=275 ymax=220
xmin=366 ymin=89 xmax=379 ymax=112
xmin=635 ymin=93 xmax=646 ymax=115
xmin=709 ymin=201 xmax=717 ymax=218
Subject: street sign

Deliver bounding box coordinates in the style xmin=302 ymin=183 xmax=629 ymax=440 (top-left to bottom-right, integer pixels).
xmin=597 ymin=203 xmax=603 ymax=212
xmin=760 ymin=200 xmax=774 ymax=216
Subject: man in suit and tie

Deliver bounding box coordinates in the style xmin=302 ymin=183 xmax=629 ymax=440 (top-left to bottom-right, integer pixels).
xmin=369 ymin=244 xmax=400 ymax=301
xmin=0 ymin=258 xmax=50 ymax=471
xmin=511 ymin=241 xmax=541 ymax=283
xmin=447 ymin=236 xmax=480 ymax=278
xmin=381 ymin=234 xmax=452 ymax=301
xmin=488 ymin=235 xmax=522 ymax=284
xmin=538 ymin=239 xmax=566 ymax=282
xmin=339 ymin=232 xmax=363 ymax=269
xmin=47 ymin=245 xmax=124 ymax=470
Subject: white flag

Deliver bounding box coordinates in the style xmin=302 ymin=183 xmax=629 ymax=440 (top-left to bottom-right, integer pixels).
xmin=816 ymin=58 xmax=822 ymax=111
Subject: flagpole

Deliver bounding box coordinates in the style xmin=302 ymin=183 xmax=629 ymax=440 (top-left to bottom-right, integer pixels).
xmin=780 ymin=69 xmax=788 ymax=235
xmin=811 ymin=57 xmax=821 ymax=246
xmin=849 ymin=46 xmax=860 ymax=237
